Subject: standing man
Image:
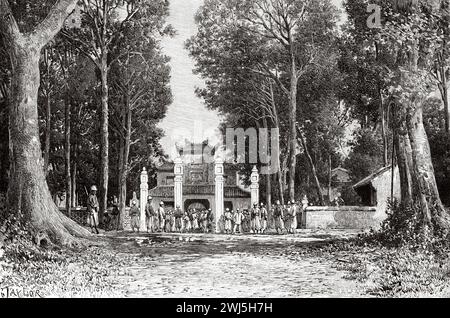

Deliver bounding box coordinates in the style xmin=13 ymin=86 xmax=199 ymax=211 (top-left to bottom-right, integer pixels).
xmin=207 ymin=208 xmax=214 ymax=233
xmin=251 ymin=203 xmax=261 ymax=234
xmin=165 ymin=209 xmax=172 ymax=232
xmin=288 ymin=202 xmax=297 ymax=234
xmin=183 ymin=211 xmax=191 ymax=233
xmin=87 ymin=185 xmax=99 ymax=234
xmin=260 ymin=203 xmax=268 ymax=234
xmin=230 ymin=208 xmax=236 ymax=234
xmin=174 ymin=205 xmax=183 ymax=233
xmin=224 ymin=208 xmax=232 ymax=234
xmin=129 ymin=200 xmax=140 ymax=233
xmin=158 ymin=202 xmax=165 ymax=232
xmin=171 ymin=208 xmax=177 ymax=232
xmin=145 ymin=196 xmax=156 ymax=233
xmin=274 ymin=200 xmax=285 ymax=235
xmin=111 ymin=197 xmax=120 ymax=231
xmin=243 ymin=209 xmax=251 ymax=233
xmin=192 ymin=209 xmax=199 ymax=232
xmin=200 ymin=210 xmax=207 ymax=233
xmin=233 ymin=208 xmax=244 ymax=234
xmin=284 ymin=201 xmax=292 ymax=233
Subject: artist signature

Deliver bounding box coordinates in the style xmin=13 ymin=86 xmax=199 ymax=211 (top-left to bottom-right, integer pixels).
xmin=0 ymin=286 xmax=43 ymax=298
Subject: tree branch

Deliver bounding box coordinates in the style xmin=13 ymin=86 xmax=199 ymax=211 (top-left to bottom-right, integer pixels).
xmin=0 ymin=0 xmax=21 ymax=49
xmin=30 ymin=0 xmax=78 ymax=48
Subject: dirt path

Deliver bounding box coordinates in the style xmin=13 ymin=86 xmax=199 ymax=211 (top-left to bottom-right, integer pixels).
xmin=106 ymin=231 xmax=367 ymax=298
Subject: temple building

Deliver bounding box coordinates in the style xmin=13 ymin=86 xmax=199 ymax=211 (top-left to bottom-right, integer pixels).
xmin=353 ymin=165 xmax=401 ymax=219
xmin=147 ymin=141 xmax=253 ymax=213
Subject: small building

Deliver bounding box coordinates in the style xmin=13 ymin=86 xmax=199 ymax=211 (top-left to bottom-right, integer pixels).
xmin=332 ymin=167 xmax=352 ymax=183
xmin=148 ymin=141 xmax=252 ymax=212
xmin=324 ymin=167 xmax=352 ymax=201
xmin=353 ymin=165 xmax=401 ymax=222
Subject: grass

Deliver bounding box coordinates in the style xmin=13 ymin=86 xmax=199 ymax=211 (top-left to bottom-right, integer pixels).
xmin=296 ymin=239 xmax=450 ymax=298
xmin=2 ymin=229 xmax=450 ymax=298
xmin=0 ymin=238 xmax=127 ymax=298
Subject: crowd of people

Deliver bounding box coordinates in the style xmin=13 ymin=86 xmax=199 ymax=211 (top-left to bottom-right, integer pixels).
xmin=85 ymin=185 xmax=306 ymax=235
xmin=141 ymin=198 xmax=215 ymax=234
xmin=131 ymin=196 xmax=304 ymax=235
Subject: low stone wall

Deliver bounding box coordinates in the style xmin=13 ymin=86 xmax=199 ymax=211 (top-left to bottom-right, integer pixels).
xmin=303 ymin=206 xmax=379 ymax=230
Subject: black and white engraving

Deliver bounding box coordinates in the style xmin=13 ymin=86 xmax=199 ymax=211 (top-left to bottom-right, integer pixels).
xmin=1 ymin=0 xmax=450 ymax=300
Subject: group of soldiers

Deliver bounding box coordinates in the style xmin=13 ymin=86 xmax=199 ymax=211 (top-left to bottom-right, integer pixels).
xmin=86 ymin=184 xmax=304 ymax=235
xmin=136 ymin=197 xmax=302 ymax=235
xmin=130 ymin=196 xmax=216 ymax=234
xmin=222 ymin=203 xmax=269 ymax=234
xmin=272 ymin=200 xmax=301 ymax=234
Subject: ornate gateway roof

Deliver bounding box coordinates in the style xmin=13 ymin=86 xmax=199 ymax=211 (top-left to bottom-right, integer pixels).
xmin=149 ymin=185 xmax=251 ymax=199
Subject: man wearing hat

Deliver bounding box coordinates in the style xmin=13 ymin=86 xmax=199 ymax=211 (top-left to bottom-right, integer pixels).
xmin=158 ymin=201 xmax=166 ymax=232
xmin=274 ymin=200 xmax=285 ymax=234
xmin=242 ymin=209 xmax=251 ymax=233
xmin=233 ymin=208 xmax=244 ymax=234
xmin=250 ymin=203 xmax=261 ymax=234
xmin=129 ymin=200 xmax=140 ymax=233
xmin=165 ymin=208 xmax=173 ymax=233
xmin=87 ymin=185 xmax=99 ymax=234
xmin=174 ymin=204 xmax=183 ymax=232
xmin=284 ymin=201 xmax=292 ymax=233
xmin=207 ymin=208 xmax=214 ymax=233
xmin=289 ymin=201 xmax=298 ymax=234
xmin=191 ymin=208 xmax=199 ymax=232
xmin=224 ymin=208 xmax=232 ymax=234
xmin=200 ymin=209 xmax=208 ymax=233
xmin=145 ymin=196 xmax=156 ymax=233
xmin=260 ymin=203 xmax=268 ymax=234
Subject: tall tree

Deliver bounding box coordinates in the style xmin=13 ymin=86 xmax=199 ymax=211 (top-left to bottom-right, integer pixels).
xmin=0 ymin=0 xmax=90 ymax=243
xmin=188 ymin=0 xmax=340 ymax=202
xmin=110 ymin=23 xmax=172 ymax=229
xmin=61 ymin=0 xmax=141 ymax=223
xmin=238 ymin=0 xmax=333 ymax=202
xmin=346 ymin=0 xmax=450 ymax=235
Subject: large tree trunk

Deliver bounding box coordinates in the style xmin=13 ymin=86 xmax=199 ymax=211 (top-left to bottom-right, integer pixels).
xmin=437 ymin=0 xmax=450 ymax=134
xmin=406 ymin=101 xmax=450 ymax=232
xmin=266 ymin=171 xmax=271 ymax=208
xmin=280 ymin=151 xmax=288 ymax=205
xmin=437 ymin=57 xmax=450 ymax=133
xmin=1 ymin=0 xmax=90 ymax=244
xmin=6 ymin=43 xmax=90 ymax=244
xmin=443 ymin=83 xmax=449 ymax=133
xmin=271 ymin=103 xmax=284 ymax=206
xmin=44 ymin=92 xmax=51 ymax=176
xmin=118 ymin=128 xmax=125 ymax=230
xmin=64 ymin=98 xmax=71 ymax=217
xmin=298 ymin=129 xmax=324 ymax=205
xmin=72 ymin=141 xmax=77 ymax=207
xmin=288 ymin=60 xmax=298 ymax=202
xmin=72 ymin=157 xmax=77 ymax=207
xmin=400 ymin=31 xmax=450 ymax=234
xmin=118 ymin=97 xmax=132 ymax=230
xmin=98 ymin=53 xmax=109 ymax=225
xmin=395 ymin=130 xmax=413 ymax=205
xmin=43 ymin=49 xmax=51 ymax=176
xmin=379 ymin=87 xmax=388 ymax=166
xmin=328 ymin=155 xmax=332 ymax=204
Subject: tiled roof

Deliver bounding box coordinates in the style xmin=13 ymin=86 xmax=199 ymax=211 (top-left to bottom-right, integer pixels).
xmin=149 ymin=185 xmax=251 ymax=198
xmin=353 ymin=166 xmax=392 ymax=189
xmin=156 ymin=162 xmax=174 ymax=171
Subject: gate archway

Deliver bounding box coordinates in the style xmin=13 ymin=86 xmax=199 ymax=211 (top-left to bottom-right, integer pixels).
xmin=184 ymin=199 xmax=210 ymax=211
